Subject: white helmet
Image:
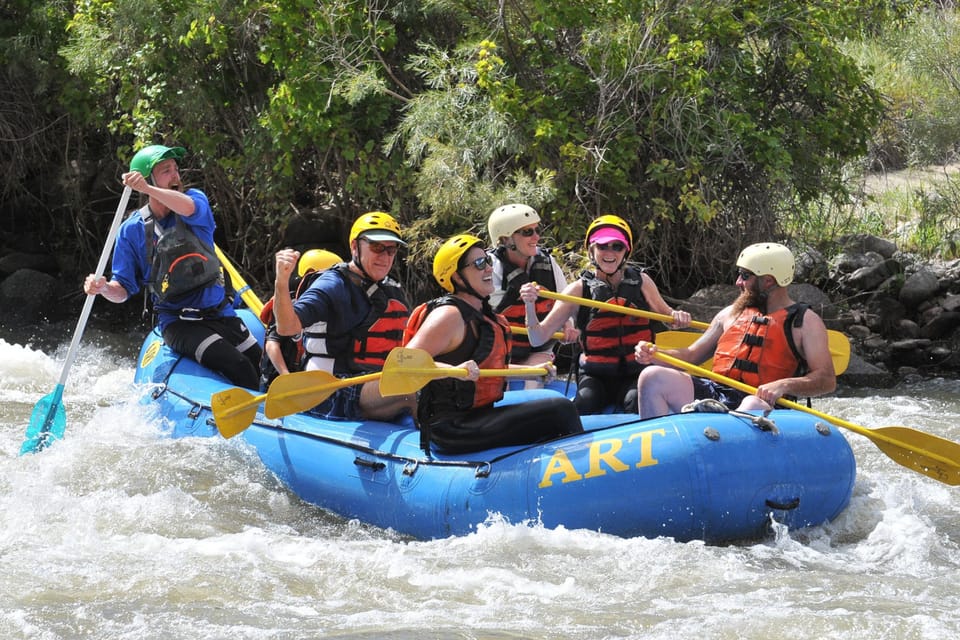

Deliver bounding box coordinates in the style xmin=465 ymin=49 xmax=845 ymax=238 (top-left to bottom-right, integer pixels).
xmin=487 ymin=204 xmax=540 ymax=245
xmin=737 ymin=243 xmax=795 ymax=286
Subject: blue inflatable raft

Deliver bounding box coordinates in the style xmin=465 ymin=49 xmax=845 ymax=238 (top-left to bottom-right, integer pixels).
xmin=133 ymin=310 xmax=856 ymax=542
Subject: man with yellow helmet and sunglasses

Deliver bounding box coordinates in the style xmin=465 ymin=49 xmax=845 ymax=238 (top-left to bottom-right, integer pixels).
xmin=272 ymin=212 xmax=415 ymax=421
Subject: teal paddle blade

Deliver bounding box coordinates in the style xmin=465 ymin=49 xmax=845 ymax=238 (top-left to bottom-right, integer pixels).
xmin=20 ymin=385 xmax=67 ymax=455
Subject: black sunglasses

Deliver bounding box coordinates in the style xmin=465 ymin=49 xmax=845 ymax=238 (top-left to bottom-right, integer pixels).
xmin=362 ymin=239 xmax=399 ymax=256
xmin=516 ymin=226 xmax=541 ymax=237
xmin=464 ymin=254 xmax=493 ymax=271
xmin=595 ymin=242 xmax=627 ymax=252
xmin=736 ymin=268 xmax=755 ymax=281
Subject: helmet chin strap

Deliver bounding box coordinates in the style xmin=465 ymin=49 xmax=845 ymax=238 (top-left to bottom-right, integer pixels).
xmin=452 ymin=272 xmax=488 ymax=301
xmin=352 ymin=243 xmax=377 ymax=282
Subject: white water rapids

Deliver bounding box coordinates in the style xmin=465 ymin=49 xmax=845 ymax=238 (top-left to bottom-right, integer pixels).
xmin=1 ymin=325 xmax=959 ymax=639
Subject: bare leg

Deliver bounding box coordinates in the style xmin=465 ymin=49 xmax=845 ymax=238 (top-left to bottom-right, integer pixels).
xmin=359 ymin=380 xmax=417 ymax=421
xmin=637 ymin=366 xmax=696 ymax=418
xmin=736 ymin=395 xmax=773 ymax=412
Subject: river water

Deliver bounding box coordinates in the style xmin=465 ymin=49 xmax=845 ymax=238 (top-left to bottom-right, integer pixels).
xmin=2 ymin=322 xmax=959 ymax=639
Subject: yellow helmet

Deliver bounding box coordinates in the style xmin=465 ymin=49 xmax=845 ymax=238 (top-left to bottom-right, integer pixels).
xmin=348 ymin=211 xmax=406 ymax=246
xmin=584 ymin=215 xmax=633 ymax=250
xmin=737 ymin=242 xmax=795 ymax=286
xmin=298 ymin=249 xmax=343 ymax=277
xmin=433 ymin=234 xmax=484 ymax=292
xmin=487 ymin=203 xmax=540 ymax=244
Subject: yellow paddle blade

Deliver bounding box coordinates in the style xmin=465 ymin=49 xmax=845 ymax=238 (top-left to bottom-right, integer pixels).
xmin=264 ymin=370 xmax=383 ymax=418
xmin=211 ymin=387 xmax=265 ymax=439
xmin=379 ymin=347 xmax=549 ymax=397
xmin=867 ymin=426 xmax=960 ymax=486
xmin=655 ymin=331 xmax=714 ymax=369
xmin=827 ymin=330 xmax=851 ymax=375
xmin=651 ymin=350 xmax=960 ymax=486
xmin=380 ymin=347 xmax=462 ymax=396
xmin=656 ymin=328 xmax=850 ymax=375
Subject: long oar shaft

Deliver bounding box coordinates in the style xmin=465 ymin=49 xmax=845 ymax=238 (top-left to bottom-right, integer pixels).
xmin=215 ymin=244 xmax=264 ymax=319
xmin=538 ymin=289 xmax=710 ymax=329
xmin=540 ymin=287 xmax=851 ymax=374
xmin=20 ymin=186 xmax=133 ymax=454
xmin=651 ymin=350 xmax=960 ymax=484
xmin=510 ymin=326 xmax=565 ymax=341
xmin=59 ymin=186 xmax=133 ymax=386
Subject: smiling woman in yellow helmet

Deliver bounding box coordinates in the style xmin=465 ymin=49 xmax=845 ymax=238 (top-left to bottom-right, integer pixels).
xmin=634 ymin=242 xmax=836 ymax=418
xmin=401 ymin=233 xmax=583 ymax=453
xmin=518 ymin=214 xmax=691 ymax=414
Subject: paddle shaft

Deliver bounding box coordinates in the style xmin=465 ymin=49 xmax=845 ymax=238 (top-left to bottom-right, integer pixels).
xmin=537 ymin=289 xmax=710 ymax=329
xmin=651 ymin=350 xmax=960 ymax=476
xmin=540 ymin=287 xmax=851 ymax=374
xmin=510 ymin=326 xmax=565 ymax=341
xmin=406 ymin=366 xmax=549 ymax=379
xmin=215 ymin=244 xmax=264 ymax=319
xmin=57 ymin=187 xmax=133 ymax=386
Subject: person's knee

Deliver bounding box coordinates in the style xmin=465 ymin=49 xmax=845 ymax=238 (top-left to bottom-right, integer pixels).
xmin=200 ymin=339 xmax=259 ymax=389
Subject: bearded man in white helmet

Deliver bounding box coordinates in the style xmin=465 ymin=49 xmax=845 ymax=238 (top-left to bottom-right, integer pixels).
xmin=633 ymin=242 xmax=836 ymax=418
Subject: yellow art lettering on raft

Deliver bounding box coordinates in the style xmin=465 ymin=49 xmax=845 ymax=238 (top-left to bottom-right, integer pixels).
xmin=538 ymin=448 xmax=581 ymax=488
xmin=538 ymin=428 xmax=668 ymax=488
xmin=629 ymin=428 xmax=666 ymax=468
xmin=584 ymin=438 xmax=630 ymax=479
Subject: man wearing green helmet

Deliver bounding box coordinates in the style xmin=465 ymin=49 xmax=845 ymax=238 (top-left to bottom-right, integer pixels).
xmin=634 ymin=242 xmax=836 ymax=417
xmin=83 ymin=144 xmax=262 ymax=389
xmin=271 ymin=212 xmax=415 ymax=421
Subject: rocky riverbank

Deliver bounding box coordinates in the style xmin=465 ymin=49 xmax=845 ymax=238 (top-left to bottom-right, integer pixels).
xmin=672 ymin=234 xmax=960 ymax=388
xmin=2 ymin=232 xmax=959 ymax=388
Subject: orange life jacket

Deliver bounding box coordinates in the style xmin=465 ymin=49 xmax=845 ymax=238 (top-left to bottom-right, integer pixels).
xmin=405 ymin=295 xmax=512 ymax=414
xmin=577 ymin=267 xmax=653 ymax=376
xmin=491 ymin=247 xmax=558 ymax=360
xmin=712 ymin=304 xmax=809 ymax=386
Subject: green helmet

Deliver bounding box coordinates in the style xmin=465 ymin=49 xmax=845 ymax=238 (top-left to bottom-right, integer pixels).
xmin=129 ymin=144 xmax=186 ymax=178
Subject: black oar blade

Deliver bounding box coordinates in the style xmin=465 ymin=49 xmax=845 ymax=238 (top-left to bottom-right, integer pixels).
xmin=870 ymin=426 xmax=960 ymax=486
xmin=20 ymin=386 xmax=67 ymax=455
xmin=211 ymin=387 xmax=263 ymax=439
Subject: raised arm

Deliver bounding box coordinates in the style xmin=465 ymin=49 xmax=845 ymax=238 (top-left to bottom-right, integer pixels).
xmin=519 ymin=280 xmax=581 ymax=346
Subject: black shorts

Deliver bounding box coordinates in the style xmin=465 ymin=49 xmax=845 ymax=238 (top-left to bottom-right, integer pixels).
xmin=690 ymin=377 xmax=749 ymax=410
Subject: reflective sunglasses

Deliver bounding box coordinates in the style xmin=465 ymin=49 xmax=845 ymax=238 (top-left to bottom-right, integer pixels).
xmin=465 ymin=254 xmax=494 ymax=271
xmin=362 ymin=239 xmax=399 ymax=256
xmin=736 ymin=268 xmax=755 ymax=281
xmin=516 ymin=226 xmax=541 ymax=237
xmin=594 ymin=242 xmax=627 ymax=252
